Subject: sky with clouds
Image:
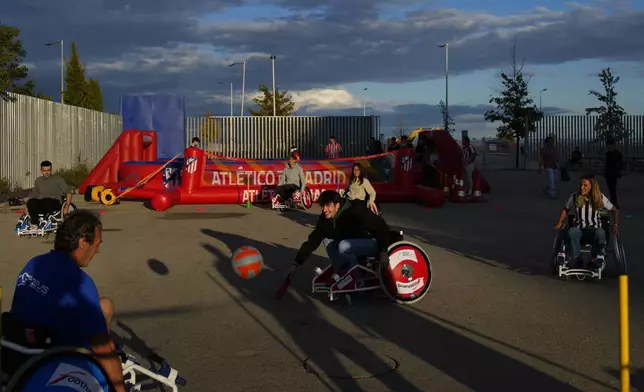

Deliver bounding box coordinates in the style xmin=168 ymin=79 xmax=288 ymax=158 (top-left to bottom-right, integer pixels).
xmin=5 ymin=0 xmax=644 ymax=138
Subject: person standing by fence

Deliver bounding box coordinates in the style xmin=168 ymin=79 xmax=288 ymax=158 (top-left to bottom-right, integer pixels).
xmin=462 ymin=136 xmax=477 ymax=196
xmin=604 ymin=138 xmax=623 ymax=208
xmin=539 ymin=136 xmax=559 ymax=199
xmin=324 ymin=136 xmax=342 ymax=159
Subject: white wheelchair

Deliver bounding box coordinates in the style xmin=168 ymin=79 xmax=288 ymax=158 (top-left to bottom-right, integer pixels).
xmin=15 ymin=197 xmax=77 ymax=238
xmin=550 ymin=212 xmax=626 ymax=281
xmin=0 ymin=312 xmax=186 ymax=392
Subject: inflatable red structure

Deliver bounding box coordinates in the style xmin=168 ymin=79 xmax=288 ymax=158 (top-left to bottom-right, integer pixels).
xmin=80 ymin=129 xmax=489 ymax=211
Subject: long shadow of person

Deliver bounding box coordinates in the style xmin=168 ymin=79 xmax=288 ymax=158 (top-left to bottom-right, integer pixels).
xmin=202 ymin=228 xmax=585 ymax=392
xmin=200 ymin=228 xmax=424 ymax=392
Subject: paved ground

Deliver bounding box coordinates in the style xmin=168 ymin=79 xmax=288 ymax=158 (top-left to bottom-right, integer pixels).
xmin=0 ymin=170 xmax=643 ymax=392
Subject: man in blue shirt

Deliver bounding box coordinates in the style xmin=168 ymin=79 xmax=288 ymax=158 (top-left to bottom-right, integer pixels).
xmin=10 ymin=209 xmax=126 ymax=391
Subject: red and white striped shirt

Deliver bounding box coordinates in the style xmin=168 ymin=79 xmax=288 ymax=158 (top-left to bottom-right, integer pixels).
xmin=325 ymin=142 xmax=342 ymax=159
xmin=463 ymin=144 xmax=476 ymax=165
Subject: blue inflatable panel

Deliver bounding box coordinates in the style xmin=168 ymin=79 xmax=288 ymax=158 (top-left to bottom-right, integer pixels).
xmin=120 ymin=94 xmax=186 ymax=158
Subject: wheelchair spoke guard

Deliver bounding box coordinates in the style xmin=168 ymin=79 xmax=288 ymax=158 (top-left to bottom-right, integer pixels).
xmin=378 ymin=241 xmax=433 ymax=304
xmin=5 ymin=346 xmax=116 ymax=392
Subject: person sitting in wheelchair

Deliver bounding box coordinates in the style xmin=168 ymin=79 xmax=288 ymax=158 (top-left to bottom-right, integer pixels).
xmin=24 ymin=160 xmax=73 ymax=229
xmin=271 ymin=154 xmax=307 ymax=208
xmin=6 ymin=210 xmax=127 ymax=391
xmin=554 ymin=173 xmax=619 ymax=270
xmin=286 ymin=190 xmax=391 ymax=282
xmin=345 ymin=163 xmax=378 ymax=214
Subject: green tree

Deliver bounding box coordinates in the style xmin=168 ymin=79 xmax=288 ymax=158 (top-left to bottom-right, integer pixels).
xmin=438 ymin=100 xmax=454 ymax=132
xmin=0 ymin=24 xmax=29 ymax=102
xmin=249 ymin=84 xmax=296 ymax=116
xmin=484 ymin=40 xmax=542 ymax=168
xmin=86 ymin=78 xmax=103 ymax=111
xmin=585 ymin=67 xmax=629 ymax=142
xmin=63 ymin=42 xmax=90 ymax=108
xmin=12 ymin=80 xmax=52 ymax=100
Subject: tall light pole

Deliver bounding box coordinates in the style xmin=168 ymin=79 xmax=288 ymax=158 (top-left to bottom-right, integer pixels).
xmin=539 ymin=88 xmax=547 ymax=112
xmin=229 ymin=61 xmax=246 ymax=116
xmin=270 ymin=55 xmax=277 ymax=116
xmin=439 ymin=43 xmax=449 ymax=132
xmin=363 ymin=87 xmax=368 ymax=116
xmin=45 ymin=40 xmax=64 ymax=104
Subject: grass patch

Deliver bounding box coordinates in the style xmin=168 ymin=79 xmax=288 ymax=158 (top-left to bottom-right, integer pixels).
xmin=0 ymin=177 xmax=11 ymax=196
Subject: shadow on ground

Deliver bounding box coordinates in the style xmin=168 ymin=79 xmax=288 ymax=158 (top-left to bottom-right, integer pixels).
xmin=200 ymin=228 xmax=583 ymax=392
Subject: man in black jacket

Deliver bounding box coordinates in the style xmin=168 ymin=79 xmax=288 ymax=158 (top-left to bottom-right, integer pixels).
xmin=288 ymin=190 xmax=391 ymax=278
xmin=605 ymin=138 xmax=623 ymax=208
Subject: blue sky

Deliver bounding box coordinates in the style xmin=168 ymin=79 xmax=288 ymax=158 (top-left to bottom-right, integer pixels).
xmin=6 ymin=0 xmax=644 ymax=138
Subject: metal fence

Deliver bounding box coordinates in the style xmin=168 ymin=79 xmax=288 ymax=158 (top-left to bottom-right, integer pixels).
xmin=476 ymin=115 xmax=644 ymax=171
xmin=0 ymin=93 xmax=122 ymax=190
xmin=186 ymin=116 xmax=380 ymax=159
xmin=525 ymin=115 xmax=644 ymax=163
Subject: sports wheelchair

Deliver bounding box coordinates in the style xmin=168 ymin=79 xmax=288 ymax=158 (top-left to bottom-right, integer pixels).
xmin=0 ymin=312 xmax=186 ymax=392
xmin=550 ymin=212 xmax=625 ymax=281
xmin=271 ymin=187 xmax=313 ymax=211
xmin=311 ymin=230 xmax=432 ymax=305
xmin=15 ymin=197 xmax=77 ymax=238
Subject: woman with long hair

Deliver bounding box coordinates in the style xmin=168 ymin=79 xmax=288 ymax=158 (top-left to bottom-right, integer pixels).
xmin=554 ymin=173 xmax=619 ymax=269
xmin=345 ymin=163 xmax=378 ymax=214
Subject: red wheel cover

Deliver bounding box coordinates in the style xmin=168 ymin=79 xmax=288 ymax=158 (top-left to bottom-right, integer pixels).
xmin=380 ymin=242 xmax=432 ymax=303
xmin=302 ymin=189 xmax=313 ymax=209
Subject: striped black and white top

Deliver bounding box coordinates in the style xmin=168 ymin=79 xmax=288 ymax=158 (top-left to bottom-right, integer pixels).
xmin=564 ymin=192 xmax=614 ymax=228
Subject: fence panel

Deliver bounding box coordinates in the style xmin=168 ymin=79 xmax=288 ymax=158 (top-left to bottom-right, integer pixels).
xmin=186 ymin=116 xmax=380 ymax=159
xmin=525 ymin=115 xmax=644 ymax=167
xmin=0 ymin=93 xmax=122 ymax=190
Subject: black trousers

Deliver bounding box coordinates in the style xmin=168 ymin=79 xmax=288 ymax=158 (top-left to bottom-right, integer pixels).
xmin=274 ymin=184 xmax=299 ymax=200
xmin=26 ymin=198 xmax=61 ymax=224
xmin=605 ymin=175 xmax=619 ymax=208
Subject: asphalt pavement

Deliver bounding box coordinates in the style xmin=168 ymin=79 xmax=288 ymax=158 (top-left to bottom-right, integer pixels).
xmin=0 ymin=170 xmax=642 ymax=392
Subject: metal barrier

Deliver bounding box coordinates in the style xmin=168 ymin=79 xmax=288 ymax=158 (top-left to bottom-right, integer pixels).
xmin=0 ymin=93 xmax=122 ymax=190
xmin=186 ymin=116 xmax=380 ymax=159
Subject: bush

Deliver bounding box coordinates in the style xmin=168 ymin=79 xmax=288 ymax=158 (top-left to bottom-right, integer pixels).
xmin=0 ymin=177 xmax=11 ymax=196
xmin=56 ymin=163 xmax=91 ymax=189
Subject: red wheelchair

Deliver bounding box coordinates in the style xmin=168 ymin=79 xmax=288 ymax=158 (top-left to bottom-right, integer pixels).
xmin=311 ymin=231 xmax=433 ymax=305
xmin=272 ymin=187 xmax=313 ymax=211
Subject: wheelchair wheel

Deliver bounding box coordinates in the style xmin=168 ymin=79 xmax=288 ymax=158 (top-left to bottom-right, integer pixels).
xmin=301 ymin=188 xmax=313 ymax=209
xmin=378 ymin=241 xmax=432 ymax=304
xmin=5 ymin=346 xmax=116 ymax=392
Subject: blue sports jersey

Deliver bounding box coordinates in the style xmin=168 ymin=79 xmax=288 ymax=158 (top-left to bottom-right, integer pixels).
xmin=11 ymin=250 xmax=108 ymax=349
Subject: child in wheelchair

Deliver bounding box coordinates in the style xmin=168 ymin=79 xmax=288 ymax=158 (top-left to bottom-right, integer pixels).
xmin=553 ymin=174 xmax=619 ymax=277
xmin=271 ymin=154 xmax=308 ymax=209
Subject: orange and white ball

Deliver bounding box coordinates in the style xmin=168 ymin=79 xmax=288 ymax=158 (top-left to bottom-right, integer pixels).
xmin=231 ymin=246 xmax=264 ymax=279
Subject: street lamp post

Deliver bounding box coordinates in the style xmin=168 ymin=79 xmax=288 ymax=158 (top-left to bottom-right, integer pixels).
xmin=439 ymin=43 xmax=449 ymax=132
xmin=45 ymin=40 xmax=64 ymax=104
xmin=363 ymin=87 xmax=368 ymax=116
xmin=539 ymin=88 xmax=547 ymax=112
xmin=270 ymin=55 xmax=277 ymax=116
xmin=229 ymin=61 xmax=247 ymax=116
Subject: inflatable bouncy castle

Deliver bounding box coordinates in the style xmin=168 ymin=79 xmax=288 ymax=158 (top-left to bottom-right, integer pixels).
xmin=79 ymin=129 xmax=489 ymax=211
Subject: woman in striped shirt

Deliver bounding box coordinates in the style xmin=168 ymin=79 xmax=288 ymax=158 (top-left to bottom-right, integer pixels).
xmin=554 ymin=174 xmax=619 ymax=268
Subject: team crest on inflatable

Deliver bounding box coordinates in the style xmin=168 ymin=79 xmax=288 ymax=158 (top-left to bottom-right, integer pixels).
xmin=380 ymin=241 xmax=432 ymax=303
xmin=400 ymin=155 xmax=412 ymax=172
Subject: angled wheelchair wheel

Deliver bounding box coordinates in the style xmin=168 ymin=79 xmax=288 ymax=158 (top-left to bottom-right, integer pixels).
xmin=378 ymin=241 xmax=432 ymax=305
xmin=301 ymin=188 xmax=313 ymax=209
xmin=5 ymin=346 xmax=116 ymax=392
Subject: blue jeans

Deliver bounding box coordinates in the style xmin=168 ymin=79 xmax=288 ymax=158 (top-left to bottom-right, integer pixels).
xmin=565 ymin=227 xmax=606 ymax=259
xmin=545 ymin=168 xmax=556 ymax=198
xmin=323 ymin=238 xmax=379 ymax=272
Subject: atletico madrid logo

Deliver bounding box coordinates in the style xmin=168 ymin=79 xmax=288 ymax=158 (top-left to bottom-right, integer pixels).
xmin=401 ymin=156 xmax=412 ymax=172
xmin=185 ymin=157 xmax=198 ymax=174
